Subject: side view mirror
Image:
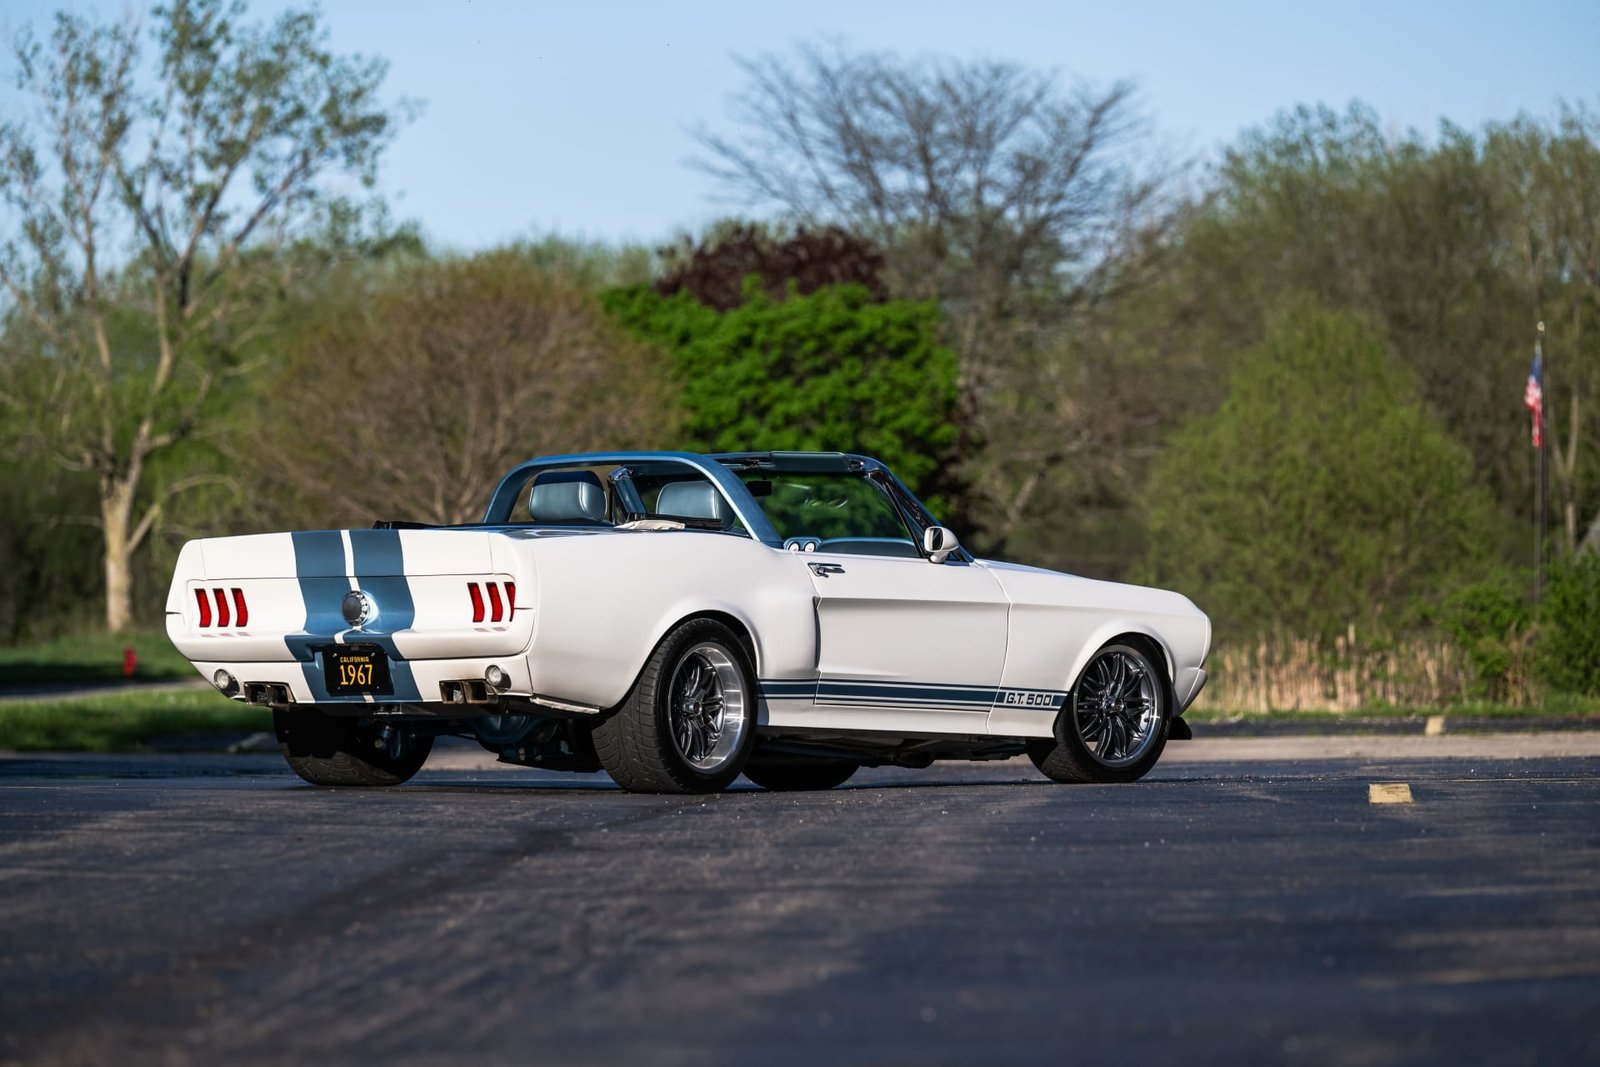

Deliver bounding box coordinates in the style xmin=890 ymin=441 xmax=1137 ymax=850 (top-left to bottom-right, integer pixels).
xmin=922 ymin=525 xmax=960 ymax=564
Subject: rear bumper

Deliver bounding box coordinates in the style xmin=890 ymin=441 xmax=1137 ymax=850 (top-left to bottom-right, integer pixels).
xmin=169 ymin=629 xmax=532 ymax=663
xmin=191 ymin=653 xmax=538 ymax=708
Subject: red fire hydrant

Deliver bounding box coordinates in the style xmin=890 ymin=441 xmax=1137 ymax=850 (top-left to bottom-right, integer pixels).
xmin=123 ymin=646 xmax=137 ymax=678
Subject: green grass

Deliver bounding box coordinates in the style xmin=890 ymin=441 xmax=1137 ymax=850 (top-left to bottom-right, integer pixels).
xmin=0 ymin=629 xmax=194 ymax=686
xmin=0 ymin=689 xmax=268 ymax=752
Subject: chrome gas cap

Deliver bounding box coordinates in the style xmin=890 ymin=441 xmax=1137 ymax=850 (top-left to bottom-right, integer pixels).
xmin=341 ymin=589 xmax=376 ymax=629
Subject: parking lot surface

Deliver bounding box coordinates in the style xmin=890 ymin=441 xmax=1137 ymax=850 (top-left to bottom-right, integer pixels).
xmin=2 ymin=738 xmax=1598 ymax=1065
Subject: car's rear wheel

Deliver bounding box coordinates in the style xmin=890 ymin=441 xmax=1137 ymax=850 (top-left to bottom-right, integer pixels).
xmin=1029 ymin=643 xmax=1169 ymax=784
xmin=273 ymin=708 xmax=434 ymax=786
xmin=593 ymin=619 xmax=757 ymax=794
xmin=743 ymin=755 xmax=859 ymax=791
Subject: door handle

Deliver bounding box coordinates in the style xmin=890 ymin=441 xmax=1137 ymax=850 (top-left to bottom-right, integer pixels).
xmin=808 ymin=562 xmax=846 ymax=578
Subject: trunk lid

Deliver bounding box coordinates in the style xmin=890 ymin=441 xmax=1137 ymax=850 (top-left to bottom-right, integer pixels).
xmin=166 ymin=527 xmax=533 ymax=662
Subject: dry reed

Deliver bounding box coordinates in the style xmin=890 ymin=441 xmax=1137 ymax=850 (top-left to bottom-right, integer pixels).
xmin=1193 ymin=626 xmax=1499 ymax=714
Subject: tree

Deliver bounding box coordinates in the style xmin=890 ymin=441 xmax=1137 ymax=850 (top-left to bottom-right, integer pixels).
xmin=0 ymin=465 xmax=103 ymax=642
xmin=510 ymin=234 xmax=656 ymax=294
xmin=250 ymin=253 xmax=678 ymax=527
xmin=654 ymin=222 xmax=886 ymax=311
xmin=1140 ymin=301 xmax=1507 ymax=641
xmin=695 ymin=45 xmax=1162 ymax=326
xmin=1183 ymin=103 xmax=1600 ymax=564
xmin=1483 ymin=104 xmax=1600 ymax=553
xmin=605 ymin=283 xmax=959 ymax=500
xmin=0 ymin=0 xmax=399 ymax=630
xmin=694 ymin=44 xmax=1175 ymax=539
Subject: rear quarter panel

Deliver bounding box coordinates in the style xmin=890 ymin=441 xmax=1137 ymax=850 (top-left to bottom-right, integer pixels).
xmin=512 ymin=530 xmax=816 ymax=710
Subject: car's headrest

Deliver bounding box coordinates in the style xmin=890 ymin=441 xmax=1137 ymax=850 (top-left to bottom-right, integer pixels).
xmin=528 ymin=470 xmax=606 ymax=523
xmin=656 ymin=480 xmax=731 ymax=526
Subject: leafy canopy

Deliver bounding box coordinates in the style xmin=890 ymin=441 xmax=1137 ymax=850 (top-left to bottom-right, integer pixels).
xmin=1141 ymin=300 xmax=1506 ymax=640
xmin=0 ymin=0 xmax=401 ymax=630
xmin=605 ymin=281 xmax=958 ymax=500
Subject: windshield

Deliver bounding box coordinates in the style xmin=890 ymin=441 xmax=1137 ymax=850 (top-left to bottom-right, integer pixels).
xmin=737 ymin=471 xmax=918 ymax=555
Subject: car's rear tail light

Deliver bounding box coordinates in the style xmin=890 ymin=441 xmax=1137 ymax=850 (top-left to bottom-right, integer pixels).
xmin=466 ymin=580 xmax=516 ymax=624
xmin=194 ymin=587 xmax=248 ymax=629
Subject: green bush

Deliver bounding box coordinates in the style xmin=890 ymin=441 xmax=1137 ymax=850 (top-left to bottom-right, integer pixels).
xmin=1440 ymin=581 xmax=1532 ymax=701
xmin=1536 ymin=553 xmax=1600 ymax=695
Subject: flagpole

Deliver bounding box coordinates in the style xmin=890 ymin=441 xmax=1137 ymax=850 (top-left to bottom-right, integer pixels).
xmin=1535 ymin=321 xmax=1546 ymax=603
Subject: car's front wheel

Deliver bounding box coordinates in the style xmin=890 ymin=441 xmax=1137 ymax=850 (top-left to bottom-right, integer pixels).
xmin=273 ymin=708 xmax=434 ymax=786
xmin=593 ymin=619 xmax=757 ymax=794
xmin=1028 ymin=642 xmax=1170 ymax=784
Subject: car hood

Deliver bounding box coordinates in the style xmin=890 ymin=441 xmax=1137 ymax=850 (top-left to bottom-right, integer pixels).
xmin=977 ymin=558 xmax=1206 ymax=620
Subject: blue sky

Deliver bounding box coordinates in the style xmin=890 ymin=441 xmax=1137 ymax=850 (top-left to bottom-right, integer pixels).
xmin=2 ymin=0 xmax=1597 ymax=251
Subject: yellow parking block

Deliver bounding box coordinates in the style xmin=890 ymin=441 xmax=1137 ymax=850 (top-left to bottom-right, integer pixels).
xmin=1369 ymin=783 xmax=1414 ymax=805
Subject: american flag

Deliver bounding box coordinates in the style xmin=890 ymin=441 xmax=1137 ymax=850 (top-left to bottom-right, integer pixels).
xmin=1524 ymin=348 xmax=1544 ymax=449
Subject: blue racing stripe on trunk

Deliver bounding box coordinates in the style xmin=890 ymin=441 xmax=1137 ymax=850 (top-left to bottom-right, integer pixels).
xmin=286 ymin=531 xmax=347 ymax=702
xmin=348 ymin=529 xmax=422 ymax=703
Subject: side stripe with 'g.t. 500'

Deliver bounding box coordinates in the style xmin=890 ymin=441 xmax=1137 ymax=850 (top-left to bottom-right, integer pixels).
xmin=759 ymin=679 xmax=1066 ymax=712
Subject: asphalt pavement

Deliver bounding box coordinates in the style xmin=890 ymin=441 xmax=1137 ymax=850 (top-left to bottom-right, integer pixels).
xmin=2 ymin=738 xmax=1597 ymax=1066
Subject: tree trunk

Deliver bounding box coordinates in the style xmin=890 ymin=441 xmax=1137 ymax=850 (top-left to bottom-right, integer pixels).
xmin=1580 ymin=507 xmax=1600 ymax=555
xmin=100 ymin=476 xmax=136 ymax=633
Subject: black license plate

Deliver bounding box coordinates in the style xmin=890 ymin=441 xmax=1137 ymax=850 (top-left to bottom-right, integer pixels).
xmin=322 ymin=646 xmax=393 ymax=696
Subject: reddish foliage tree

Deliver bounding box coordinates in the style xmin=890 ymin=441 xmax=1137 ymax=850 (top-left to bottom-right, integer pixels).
xmin=655 ymin=224 xmax=887 ymax=310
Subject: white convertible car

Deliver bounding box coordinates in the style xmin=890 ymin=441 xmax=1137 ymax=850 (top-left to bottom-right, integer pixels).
xmin=167 ymin=451 xmax=1209 ymax=792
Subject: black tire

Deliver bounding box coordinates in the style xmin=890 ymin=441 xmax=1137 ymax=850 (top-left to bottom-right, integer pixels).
xmin=1028 ymin=642 xmax=1170 ymax=784
xmin=743 ymin=755 xmax=859 ymax=791
xmin=273 ymin=708 xmax=433 ymax=787
xmin=592 ymin=619 xmax=757 ymax=794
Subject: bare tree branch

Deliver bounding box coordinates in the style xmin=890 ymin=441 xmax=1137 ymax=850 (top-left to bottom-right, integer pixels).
xmin=692 ymin=43 xmax=1184 ymax=545
xmin=247 ymin=255 xmax=679 ymax=528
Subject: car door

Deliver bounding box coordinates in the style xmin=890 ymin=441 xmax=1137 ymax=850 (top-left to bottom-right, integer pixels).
xmin=801 ymin=550 xmax=1010 ymax=734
